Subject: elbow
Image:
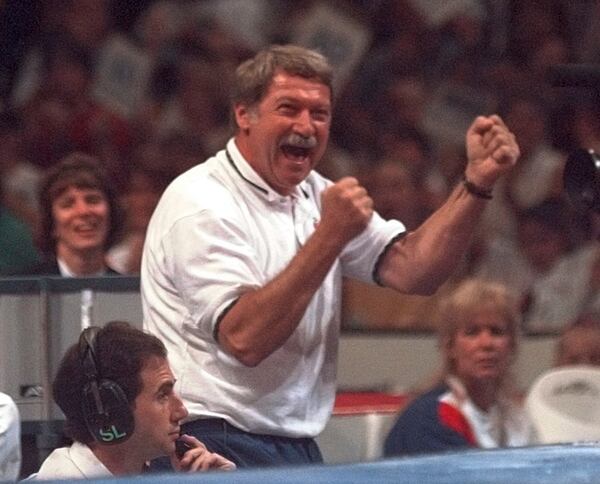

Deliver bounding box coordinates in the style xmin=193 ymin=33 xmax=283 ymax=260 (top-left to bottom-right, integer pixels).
xmin=232 ymin=349 xmax=264 ymax=368
xmin=218 ymin=333 xmax=266 ymax=368
xmin=389 ymin=278 xmax=441 ymax=297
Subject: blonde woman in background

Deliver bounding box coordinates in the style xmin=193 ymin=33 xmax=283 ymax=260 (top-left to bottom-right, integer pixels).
xmin=384 ymin=278 xmax=534 ymax=456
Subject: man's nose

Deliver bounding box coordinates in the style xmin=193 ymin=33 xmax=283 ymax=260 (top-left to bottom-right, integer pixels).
xmin=294 ymin=110 xmax=315 ymax=137
xmin=172 ymin=395 xmax=188 ymax=421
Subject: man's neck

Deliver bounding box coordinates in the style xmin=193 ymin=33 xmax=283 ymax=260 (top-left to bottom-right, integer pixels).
xmin=90 ymin=443 xmax=145 ymax=476
xmin=56 ymin=249 xmax=107 ymax=276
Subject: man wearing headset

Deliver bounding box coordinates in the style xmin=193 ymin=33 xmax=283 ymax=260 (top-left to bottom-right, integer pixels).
xmin=30 ymin=321 xmax=235 ymax=479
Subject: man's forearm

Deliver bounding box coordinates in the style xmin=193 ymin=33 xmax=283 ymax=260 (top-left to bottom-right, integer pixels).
xmin=217 ymin=226 xmax=344 ymax=366
xmin=378 ymin=180 xmax=488 ymax=294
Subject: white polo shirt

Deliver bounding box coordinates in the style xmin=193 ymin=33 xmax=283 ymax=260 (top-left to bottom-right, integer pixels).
xmin=141 ymin=138 xmax=404 ymax=437
xmin=29 ymin=442 xmax=111 ymax=480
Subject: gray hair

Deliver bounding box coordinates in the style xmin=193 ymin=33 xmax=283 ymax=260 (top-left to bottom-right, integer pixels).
xmin=230 ymin=44 xmax=333 ymax=126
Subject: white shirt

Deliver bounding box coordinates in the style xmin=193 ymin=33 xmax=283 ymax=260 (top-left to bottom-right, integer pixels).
xmin=475 ymin=240 xmax=600 ymax=333
xmin=141 ymin=138 xmax=404 ymax=437
xmin=442 ymin=377 xmax=534 ymax=448
xmin=480 ymin=144 xmax=564 ymax=242
xmin=524 ymin=243 xmax=600 ymax=332
xmin=0 ymin=392 xmax=20 ymax=481
xmin=29 ymin=442 xmax=111 ymax=480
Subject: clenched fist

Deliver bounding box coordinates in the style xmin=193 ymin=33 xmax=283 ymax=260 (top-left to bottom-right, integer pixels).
xmin=319 ymin=177 xmax=373 ymax=246
xmin=465 ymin=114 xmax=520 ymax=188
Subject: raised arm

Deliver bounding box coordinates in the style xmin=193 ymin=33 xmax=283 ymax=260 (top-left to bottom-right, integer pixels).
xmin=377 ymin=115 xmax=520 ymax=294
xmin=217 ymin=177 xmax=373 ymax=366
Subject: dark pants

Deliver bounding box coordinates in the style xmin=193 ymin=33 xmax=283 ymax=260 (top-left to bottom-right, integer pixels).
xmin=148 ymin=418 xmax=323 ymax=471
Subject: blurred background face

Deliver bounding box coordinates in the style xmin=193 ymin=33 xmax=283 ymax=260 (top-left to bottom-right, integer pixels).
xmin=518 ymin=219 xmax=567 ymax=273
xmin=504 ymin=99 xmax=546 ymax=157
xmin=367 ymin=160 xmax=421 ymax=228
xmin=556 ymin=326 xmax=600 ymax=367
xmin=52 ymin=186 xmax=110 ymax=255
xmin=62 ymin=0 xmax=110 ymax=51
xmin=449 ymin=309 xmax=513 ymax=387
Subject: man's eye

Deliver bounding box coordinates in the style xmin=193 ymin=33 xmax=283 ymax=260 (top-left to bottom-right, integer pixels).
xmin=278 ymin=104 xmax=296 ymax=113
xmin=312 ymin=110 xmax=330 ymax=121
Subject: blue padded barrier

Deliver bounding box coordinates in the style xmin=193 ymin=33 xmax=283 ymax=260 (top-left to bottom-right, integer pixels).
xmin=37 ymin=443 xmax=600 ymax=484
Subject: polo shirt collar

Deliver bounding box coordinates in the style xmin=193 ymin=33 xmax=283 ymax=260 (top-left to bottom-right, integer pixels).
xmin=226 ymin=138 xmax=309 ymax=202
xmin=70 ymin=442 xmax=113 ymax=478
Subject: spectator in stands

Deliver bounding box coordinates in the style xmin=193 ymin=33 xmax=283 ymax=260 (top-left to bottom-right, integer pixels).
xmin=501 ymin=95 xmax=565 ymax=215
xmin=31 ymin=321 xmax=234 ymax=479
xmin=0 ymin=391 xmax=21 ymax=481
xmin=0 ymin=180 xmax=41 ymax=276
xmin=107 ymin=161 xmax=172 ymax=275
xmin=555 ymin=313 xmax=600 ymax=367
xmin=383 ymin=278 xmax=534 ymax=456
xmin=0 ymin=110 xmax=41 ymax=234
xmin=365 ymin=157 xmax=426 ymax=230
xmin=474 ymin=196 xmax=598 ymax=332
xmin=518 ymin=204 xmax=598 ymax=332
xmin=20 ymin=152 xmax=124 ymax=276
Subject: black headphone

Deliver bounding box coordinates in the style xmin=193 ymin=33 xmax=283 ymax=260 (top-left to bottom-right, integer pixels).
xmin=79 ymin=326 xmax=135 ymax=444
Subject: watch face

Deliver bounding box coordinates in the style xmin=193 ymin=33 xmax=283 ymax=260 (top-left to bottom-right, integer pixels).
xmin=563 ymin=148 xmax=600 ymax=214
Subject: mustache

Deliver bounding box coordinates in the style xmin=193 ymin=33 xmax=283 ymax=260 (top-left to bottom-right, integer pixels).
xmin=281 ymin=133 xmax=317 ymax=149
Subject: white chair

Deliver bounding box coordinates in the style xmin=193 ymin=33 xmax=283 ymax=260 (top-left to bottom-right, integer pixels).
xmin=525 ymin=365 xmax=600 ymax=444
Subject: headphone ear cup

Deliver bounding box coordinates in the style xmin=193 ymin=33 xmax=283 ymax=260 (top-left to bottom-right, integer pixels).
xmin=82 ymin=379 xmax=134 ymax=445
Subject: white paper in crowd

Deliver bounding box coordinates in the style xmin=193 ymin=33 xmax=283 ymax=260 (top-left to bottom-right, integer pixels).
xmin=92 ymin=35 xmax=152 ymax=118
xmin=291 ymin=2 xmax=372 ymax=95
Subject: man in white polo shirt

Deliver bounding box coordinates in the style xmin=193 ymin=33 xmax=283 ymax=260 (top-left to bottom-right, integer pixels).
xmin=141 ymin=44 xmax=520 ymax=468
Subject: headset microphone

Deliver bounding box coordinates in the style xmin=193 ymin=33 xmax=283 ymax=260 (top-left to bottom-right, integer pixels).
xmin=79 ymin=326 xmax=135 ymax=444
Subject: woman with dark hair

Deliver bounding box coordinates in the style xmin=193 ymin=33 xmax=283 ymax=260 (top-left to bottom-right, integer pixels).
xmin=23 ymin=152 xmax=124 ymax=276
xmin=384 ymin=278 xmax=535 ymax=456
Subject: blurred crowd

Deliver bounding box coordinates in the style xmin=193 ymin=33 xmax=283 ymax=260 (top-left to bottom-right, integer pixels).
xmin=0 ymin=0 xmax=599 ymax=333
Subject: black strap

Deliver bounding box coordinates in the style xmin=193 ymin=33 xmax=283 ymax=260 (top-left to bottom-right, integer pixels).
xmin=225 ymin=149 xmax=268 ymax=195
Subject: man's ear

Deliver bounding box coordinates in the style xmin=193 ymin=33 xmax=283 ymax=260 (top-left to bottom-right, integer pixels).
xmin=234 ymin=103 xmax=254 ymax=131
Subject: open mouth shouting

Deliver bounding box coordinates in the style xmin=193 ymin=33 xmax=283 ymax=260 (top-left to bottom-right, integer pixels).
xmin=280 ymin=133 xmax=317 ymax=165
